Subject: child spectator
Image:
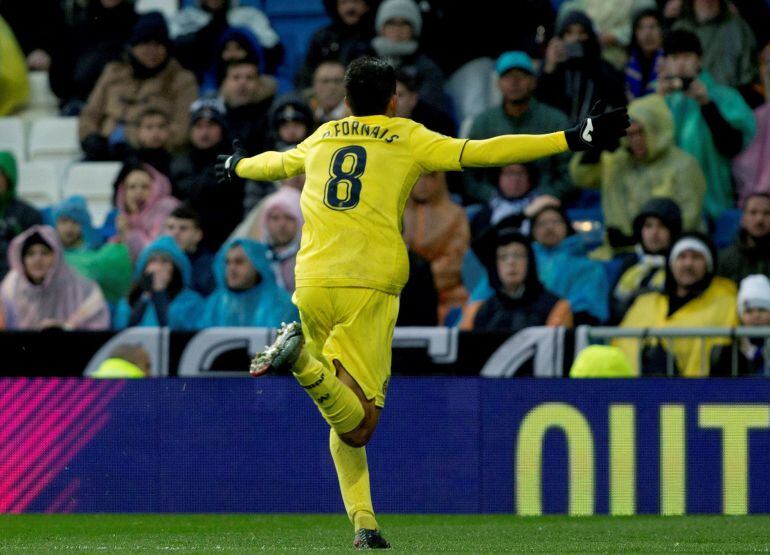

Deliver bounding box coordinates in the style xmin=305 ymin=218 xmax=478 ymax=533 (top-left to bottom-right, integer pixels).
xmin=403 ymin=171 xmax=470 ymax=324
xmin=0 ymin=152 xmax=42 ymax=279
xmin=114 ymin=235 xmax=204 ymax=330
xmin=200 ymin=238 xmax=297 ymax=327
xmin=267 ymin=94 xmax=314 ymax=151
xmin=165 ymin=205 xmax=216 ymax=297
xmin=130 ymin=107 xmax=172 ymax=175
xmin=0 ymin=225 xmax=110 ymax=330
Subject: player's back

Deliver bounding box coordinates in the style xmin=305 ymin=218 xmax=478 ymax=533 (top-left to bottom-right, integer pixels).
xmin=295 ymin=115 xmax=465 ymax=295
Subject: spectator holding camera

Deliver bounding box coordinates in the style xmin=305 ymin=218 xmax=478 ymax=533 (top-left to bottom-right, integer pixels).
xmin=657 ymin=30 xmax=755 ymax=225
xmin=537 ymin=10 xmax=627 ymax=122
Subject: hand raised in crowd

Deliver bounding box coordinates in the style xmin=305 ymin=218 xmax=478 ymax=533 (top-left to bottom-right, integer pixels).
xmin=145 ymin=260 xmax=173 ymax=292
xmin=662 ymin=0 xmax=683 ymax=19
xmin=524 ymin=195 xmax=561 ymax=218
xmin=544 ymin=37 xmax=567 ymax=74
xmin=215 ymin=140 xmax=249 ymax=185
xmin=685 ymin=78 xmax=710 ymax=105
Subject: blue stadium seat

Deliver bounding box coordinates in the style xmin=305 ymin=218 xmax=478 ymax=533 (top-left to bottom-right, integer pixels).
xmin=270 ymin=14 xmax=330 ymax=93
xmin=712 ymin=208 xmax=741 ymax=249
xmin=262 ymin=0 xmax=326 ymax=17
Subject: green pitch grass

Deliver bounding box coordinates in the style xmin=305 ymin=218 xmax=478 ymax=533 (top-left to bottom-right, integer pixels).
xmin=1 ymin=514 xmax=769 ymax=553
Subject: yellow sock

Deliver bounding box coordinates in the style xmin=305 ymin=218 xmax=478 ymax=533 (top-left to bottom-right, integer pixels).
xmin=292 ymin=348 xmax=364 ymax=434
xmin=330 ymin=428 xmax=379 ymax=531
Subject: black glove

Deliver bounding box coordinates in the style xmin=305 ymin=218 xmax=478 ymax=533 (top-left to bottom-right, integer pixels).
xmin=215 ymin=139 xmax=248 ymax=185
xmin=564 ymin=101 xmax=630 ymax=152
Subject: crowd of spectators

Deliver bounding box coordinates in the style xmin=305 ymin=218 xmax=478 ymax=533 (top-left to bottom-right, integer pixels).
xmin=0 ymin=0 xmax=769 ymax=376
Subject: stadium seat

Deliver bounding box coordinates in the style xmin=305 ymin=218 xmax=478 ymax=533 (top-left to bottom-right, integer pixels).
xmin=263 ymin=0 xmax=325 ymax=17
xmin=0 ymin=117 xmax=26 ymax=162
xmin=16 ymin=161 xmax=61 ymax=207
xmin=136 ymin=0 xmax=179 ymax=19
xmin=446 ymin=58 xmax=501 ymax=125
xmin=269 ymin=14 xmax=330 ymax=93
xmin=26 ymin=71 xmax=58 ymax=111
xmin=712 ymin=208 xmax=742 ymax=249
xmin=28 ymin=117 xmax=81 ymax=163
xmin=63 ymin=162 xmax=122 ymax=225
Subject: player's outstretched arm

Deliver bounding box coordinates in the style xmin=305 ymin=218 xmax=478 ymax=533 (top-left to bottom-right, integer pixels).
xmin=215 ymin=140 xmax=304 ymax=184
xmin=460 ymin=102 xmax=630 ymax=168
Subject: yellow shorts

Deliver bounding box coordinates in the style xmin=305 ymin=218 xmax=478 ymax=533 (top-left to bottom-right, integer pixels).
xmin=292 ymin=286 xmax=399 ymax=408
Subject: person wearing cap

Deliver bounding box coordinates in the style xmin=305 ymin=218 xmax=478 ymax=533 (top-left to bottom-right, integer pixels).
xmin=79 ymin=12 xmax=198 ymax=161
xmin=460 ymin=228 xmax=572 ymax=332
xmin=616 ymin=231 xmax=738 ymax=376
xmin=267 ymin=94 xmax=314 ymax=152
xmin=0 ymin=151 xmax=42 ymax=280
xmin=656 ymin=29 xmax=755 ymax=224
xmin=570 ymin=93 xmax=705 ymax=255
xmin=718 ymin=192 xmax=770 ymax=284
xmin=612 ymin=197 xmax=682 ymax=322
xmin=170 ymin=97 xmax=240 ymax=251
xmin=712 ymin=274 xmax=770 ymax=375
xmin=465 ymin=51 xmax=572 ymax=203
xmin=370 ymin=0 xmax=447 ymax=112
xmin=537 ymin=10 xmax=627 ymax=122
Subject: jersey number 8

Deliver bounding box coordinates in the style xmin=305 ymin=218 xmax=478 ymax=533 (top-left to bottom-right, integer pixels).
xmin=324 ymin=145 xmax=366 ymax=210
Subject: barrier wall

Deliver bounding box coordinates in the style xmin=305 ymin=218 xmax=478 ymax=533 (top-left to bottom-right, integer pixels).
xmin=2 ymin=378 xmax=769 ymax=514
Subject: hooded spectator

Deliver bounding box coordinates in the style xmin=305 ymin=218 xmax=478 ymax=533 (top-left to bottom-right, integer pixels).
xmin=49 ymin=0 xmax=138 ymax=114
xmin=557 ymin=0 xmax=657 ymax=68
xmin=111 ymin=161 xmax=181 ymax=260
xmin=165 ymin=205 xmax=216 ymax=297
xmin=79 ymin=12 xmax=198 ymax=161
xmin=718 ymin=193 xmax=770 ymax=283
xmin=465 ymin=51 xmax=572 ymax=203
xmin=297 ymin=0 xmax=378 ymax=87
xmin=114 ymin=235 xmax=204 ymax=330
xmin=732 ymin=100 xmax=770 ymax=203
xmin=0 ymin=225 xmax=110 ymax=330
xmin=267 ymin=94 xmax=314 ymax=151
xmin=255 ymin=187 xmax=303 ymax=293
xmin=570 ymin=93 xmax=705 ymax=251
xmin=403 ymin=171 xmax=470 ymax=324
xmin=613 ymin=197 xmax=682 ymax=322
xmin=0 ymin=152 xmax=42 ymax=279
xmin=370 ymin=0 xmax=447 ymax=112
xmin=0 ymin=15 xmax=29 ymax=115
xmin=170 ymin=0 xmax=282 ymax=81
xmin=657 ymin=29 xmax=756 ymax=223
xmin=461 ymin=228 xmax=572 ymax=332
xmin=625 ymin=8 xmax=666 ymax=99
xmin=200 ymin=238 xmax=297 ymax=327
xmin=200 ymin=26 xmax=266 ymax=95
xmin=53 ymin=196 xmax=132 ymax=305
xmin=616 ymin=232 xmax=738 ymax=376
xmin=673 ymin=0 xmax=757 ymax=89
xmin=537 ymin=10 xmax=627 ymax=122
xmin=530 ymin=205 xmax=610 ymax=323
xmin=170 ymin=97 xmax=240 ymax=251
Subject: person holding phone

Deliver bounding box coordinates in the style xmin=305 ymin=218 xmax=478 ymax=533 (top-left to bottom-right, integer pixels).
xmin=538 ymin=10 xmax=627 ymax=122
xmin=656 ymin=29 xmax=755 ymax=226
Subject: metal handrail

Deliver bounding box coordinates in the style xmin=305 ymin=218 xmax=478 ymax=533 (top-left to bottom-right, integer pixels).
xmin=575 ymin=326 xmax=770 ymax=377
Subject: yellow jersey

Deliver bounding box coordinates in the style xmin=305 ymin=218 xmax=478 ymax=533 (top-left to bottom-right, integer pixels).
xmin=236 ymin=114 xmax=568 ymax=295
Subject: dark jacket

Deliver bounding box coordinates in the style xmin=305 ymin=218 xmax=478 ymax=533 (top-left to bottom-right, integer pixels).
xmin=397 ymin=251 xmax=439 ymax=326
xmin=718 ymin=229 xmax=770 ymax=284
xmin=536 ymin=10 xmax=627 ymax=122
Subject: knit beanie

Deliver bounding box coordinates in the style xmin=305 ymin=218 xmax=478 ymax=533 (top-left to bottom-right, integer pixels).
xmin=376 ymin=0 xmax=422 ymax=37
xmin=669 ymin=236 xmax=713 ymax=273
xmin=738 ymin=275 xmax=770 ymax=317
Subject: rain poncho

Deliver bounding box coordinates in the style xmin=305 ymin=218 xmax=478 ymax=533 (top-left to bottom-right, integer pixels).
xmin=0 ymin=225 xmax=110 ymax=330
xmin=54 ymin=196 xmax=132 ymax=304
xmin=200 ymin=238 xmax=297 ymax=328
xmin=113 ymin=235 xmax=204 ymax=330
xmin=571 ymin=94 xmax=706 ymax=238
xmin=665 ymin=71 xmax=756 ymax=221
xmin=256 ymin=187 xmax=303 ymax=292
xmin=732 ymin=103 xmax=770 ymax=205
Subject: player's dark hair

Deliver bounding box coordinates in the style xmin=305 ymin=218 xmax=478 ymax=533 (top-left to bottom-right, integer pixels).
xmin=344 ymin=57 xmax=396 ymax=116
xmin=170 ymin=204 xmax=202 ymax=229
xmin=663 ymin=29 xmax=703 ymax=57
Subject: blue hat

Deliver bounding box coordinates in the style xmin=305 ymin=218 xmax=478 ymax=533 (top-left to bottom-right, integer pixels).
xmin=495 ymin=51 xmax=534 ymax=76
